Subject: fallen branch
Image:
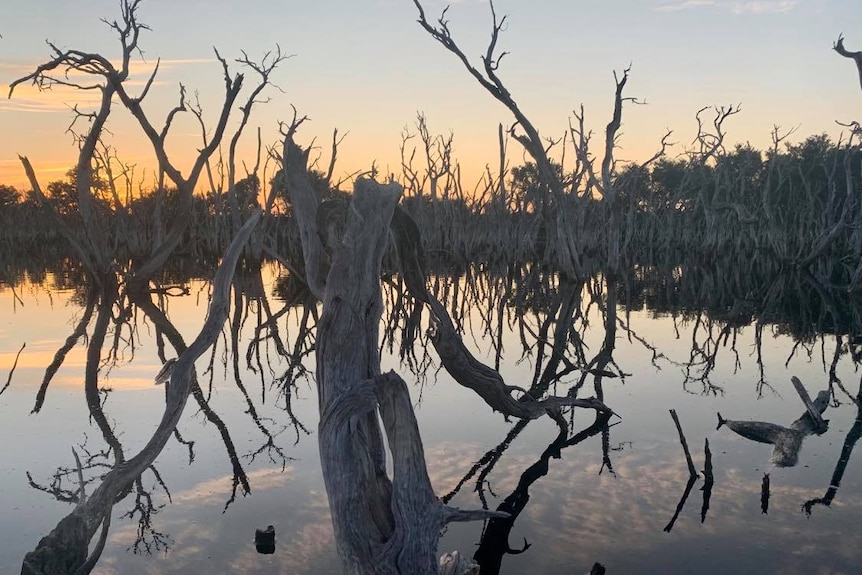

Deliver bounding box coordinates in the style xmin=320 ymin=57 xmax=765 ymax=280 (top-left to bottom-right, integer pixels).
xmin=790 ymin=376 xmax=828 ymax=433
xmin=669 ymin=409 xmax=697 ymax=478
xmin=717 ymin=377 xmax=830 ymax=467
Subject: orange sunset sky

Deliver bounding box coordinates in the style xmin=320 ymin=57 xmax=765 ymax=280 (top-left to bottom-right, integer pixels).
xmin=1 ymin=0 xmax=861 ymax=193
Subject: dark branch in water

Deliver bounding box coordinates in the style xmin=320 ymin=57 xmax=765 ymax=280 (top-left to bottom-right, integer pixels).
xmin=701 ymin=438 xmax=714 ymax=523
xmin=761 ymin=473 xmax=770 ymax=514
xmin=664 ymin=409 xmax=702 ymax=532
xmin=664 ymin=475 xmax=697 ymax=533
xmin=669 ymin=409 xmax=698 ymax=477
xmin=473 ymin=410 xmax=612 ymax=574
xmin=392 ymin=206 xmax=614 ymax=420
xmin=0 ymin=342 xmax=25 ymax=396
xmin=803 ymin=391 xmax=862 ymax=515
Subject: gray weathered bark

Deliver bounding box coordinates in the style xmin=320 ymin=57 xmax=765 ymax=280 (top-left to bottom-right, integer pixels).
xmin=283 ymin=130 xmax=503 ymax=572
xmin=314 ymin=180 xmax=503 ymax=574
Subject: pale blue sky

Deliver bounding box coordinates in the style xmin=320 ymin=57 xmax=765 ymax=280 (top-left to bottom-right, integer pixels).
xmin=1 ymin=0 xmax=860 ymax=188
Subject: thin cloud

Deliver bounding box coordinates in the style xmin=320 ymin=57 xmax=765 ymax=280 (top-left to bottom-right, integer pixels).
xmin=657 ymin=0 xmax=716 ymax=12
xmin=0 ymin=57 xmax=213 ymax=71
xmin=2 ymin=57 xmax=206 ymax=114
xmin=1 ymin=83 xmax=102 ymax=113
xmin=656 ymin=0 xmax=797 ymax=13
xmin=731 ymin=1 xmax=796 ymax=14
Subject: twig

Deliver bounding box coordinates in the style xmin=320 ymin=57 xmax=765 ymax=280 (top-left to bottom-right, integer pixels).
xmin=0 ymin=342 xmax=25 ymax=396
xmin=71 ymin=447 xmax=87 ymax=504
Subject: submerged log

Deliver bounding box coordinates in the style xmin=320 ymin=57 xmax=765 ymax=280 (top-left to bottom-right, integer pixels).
xmin=716 ymin=377 xmax=829 ymax=467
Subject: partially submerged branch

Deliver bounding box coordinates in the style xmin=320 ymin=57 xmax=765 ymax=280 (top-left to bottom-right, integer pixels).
xmin=669 ymin=409 xmax=697 ymax=478
xmin=717 ymin=376 xmax=830 ymax=467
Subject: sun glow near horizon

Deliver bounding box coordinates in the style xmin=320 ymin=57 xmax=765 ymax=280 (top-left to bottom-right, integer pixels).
xmin=0 ymin=0 xmax=859 ymax=196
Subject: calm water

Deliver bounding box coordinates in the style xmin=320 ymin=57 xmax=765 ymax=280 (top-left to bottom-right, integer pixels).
xmin=1 ymin=262 xmax=860 ymax=574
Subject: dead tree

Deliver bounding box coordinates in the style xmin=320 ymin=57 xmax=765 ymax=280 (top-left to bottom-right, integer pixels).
xmin=10 ymin=0 xmax=282 ymax=290
xmin=570 ymin=67 xmax=643 ymax=270
xmin=413 ymin=0 xmax=582 ymax=274
xmin=282 ymin=102 xmax=614 ymax=568
xmin=833 ymin=35 xmax=862 ymax=286
xmin=281 ymin=127 xmax=505 ymax=572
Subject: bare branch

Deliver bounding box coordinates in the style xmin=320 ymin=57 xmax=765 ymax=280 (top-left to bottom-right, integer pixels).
xmin=834 ymin=34 xmax=862 ymax=93
xmin=640 ymin=129 xmax=675 ymax=169
xmin=0 ymin=342 xmax=25 ymax=396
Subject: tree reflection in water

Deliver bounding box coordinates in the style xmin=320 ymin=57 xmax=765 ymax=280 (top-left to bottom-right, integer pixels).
xmin=4 ymin=248 xmax=862 ymax=572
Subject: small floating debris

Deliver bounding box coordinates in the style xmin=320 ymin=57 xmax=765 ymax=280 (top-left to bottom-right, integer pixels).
xmin=255 ymin=525 xmax=275 ymax=554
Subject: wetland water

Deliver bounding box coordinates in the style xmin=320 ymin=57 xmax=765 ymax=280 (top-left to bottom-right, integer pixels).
xmin=1 ymin=261 xmax=860 ymax=574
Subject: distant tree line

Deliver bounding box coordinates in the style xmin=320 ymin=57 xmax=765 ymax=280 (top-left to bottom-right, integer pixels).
xmin=2 ymin=132 xmax=861 ymax=285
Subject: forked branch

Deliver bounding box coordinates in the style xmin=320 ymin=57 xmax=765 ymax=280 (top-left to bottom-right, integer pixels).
xmin=834 ymin=34 xmax=862 ymax=93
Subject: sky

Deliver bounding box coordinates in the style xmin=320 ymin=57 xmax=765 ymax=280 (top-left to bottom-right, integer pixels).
xmin=1 ymin=0 xmax=861 ymax=192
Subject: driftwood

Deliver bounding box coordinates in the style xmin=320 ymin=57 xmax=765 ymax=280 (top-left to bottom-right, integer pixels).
xmin=20 ymin=211 xmax=260 ymax=575
xmin=717 ymin=376 xmax=829 ymax=467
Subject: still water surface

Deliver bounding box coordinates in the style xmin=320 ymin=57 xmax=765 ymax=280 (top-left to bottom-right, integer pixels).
xmin=1 ymin=262 xmax=860 ymax=574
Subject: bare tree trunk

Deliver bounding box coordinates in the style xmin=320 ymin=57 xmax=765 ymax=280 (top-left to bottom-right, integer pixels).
xmin=283 ymin=124 xmax=503 ymax=571
xmin=317 ymin=180 xmax=503 ymax=574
